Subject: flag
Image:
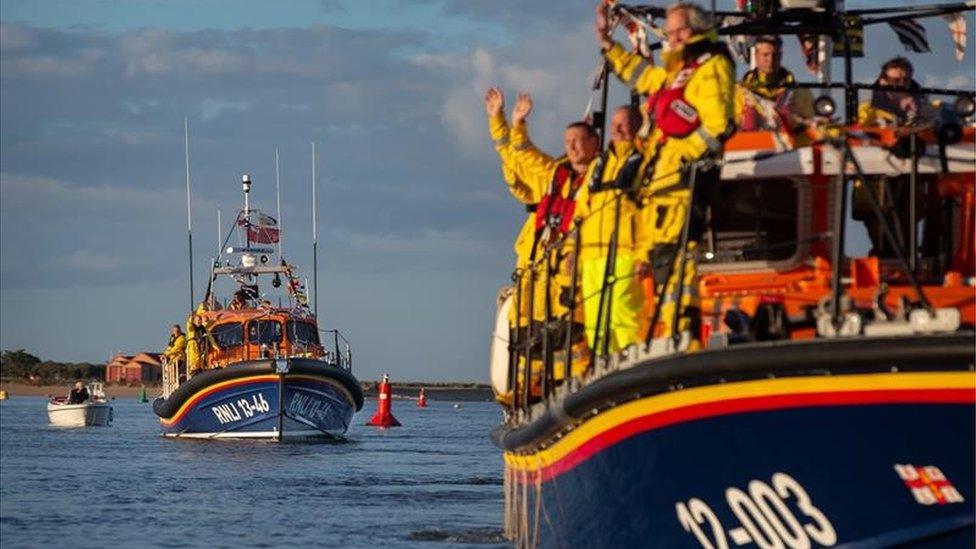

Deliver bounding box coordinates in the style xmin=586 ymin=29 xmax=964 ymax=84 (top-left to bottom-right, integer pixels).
xmin=239 ymin=211 xmax=280 ymax=244
xmin=943 ymin=13 xmax=967 ymax=61
xmin=889 ymin=19 xmax=930 ymax=53
xmin=798 ymin=34 xmax=820 ymax=74
xmin=722 ymin=16 xmax=753 ymax=63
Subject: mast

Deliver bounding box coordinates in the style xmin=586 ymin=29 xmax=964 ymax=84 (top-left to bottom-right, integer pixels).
xmin=275 ymin=147 xmax=282 ymax=257
xmin=184 ymin=116 xmax=194 ymax=312
xmin=242 ymin=174 xmax=252 ymax=251
xmin=311 ymin=142 xmax=318 ymax=319
xmin=216 ymin=208 xmax=222 ymax=261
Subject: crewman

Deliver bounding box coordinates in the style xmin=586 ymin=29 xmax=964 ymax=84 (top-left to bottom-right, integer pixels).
xmin=484 ymin=87 xmax=540 ymax=331
xmin=735 ymin=35 xmax=813 ymax=131
xmin=185 ymin=308 xmax=220 ymax=377
xmin=506 ymin=92 xmax=601 ymax=338
xmin=858 ymin=57 xmax=935 ymax=126
xmin=573 ymin=105 xmax=652 ymax=353
xmin=162 ymin=324 xmax=186 ymax=366
xmin=596 ymin=0 xmax=735 ymax=350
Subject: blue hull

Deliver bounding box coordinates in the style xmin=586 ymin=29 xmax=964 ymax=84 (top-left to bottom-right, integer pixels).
xmin=155 ymin=359 xmax=363 ymax=440
xmin=497 ymin=335 xmax=976 ymax=548
xmin=517 ymin=401 xmax=974 ymax=548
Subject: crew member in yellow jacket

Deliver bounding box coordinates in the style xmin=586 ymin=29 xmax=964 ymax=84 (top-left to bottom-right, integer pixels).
xmin=162 ymin=324 xmax=186 ymax=370
xmin=573 ymin=105 xmax=653 ymax=353
xmin=185 ymin=308 xmax=220 ymax=377
xmin=506 ymin=91 xmax=601 ymax=330
xmin=596 ymin=1 xmax=735 ymax=349
xmin=485 ymin=87 xmax=540 ymax=329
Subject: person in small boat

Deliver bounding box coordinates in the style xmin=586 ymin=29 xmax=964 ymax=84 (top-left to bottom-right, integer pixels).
xmin=735 ymin=35 xmax=813 ymax=132
xmin=67 ymin=381 xmax=89 ymax=404
xmin=186 ymin=311 xmax=221 ymax=377
xmin=596 ymin=0 xmax=735 ymax=350
xmin=858 ymin=57 xmax=935 ymax=126
xmin=485 ymin=87 xmax=540 ymax=339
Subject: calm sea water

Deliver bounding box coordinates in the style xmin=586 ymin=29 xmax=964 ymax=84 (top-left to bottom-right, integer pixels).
xmin=0 ymin=396 xmax=507 ymax=548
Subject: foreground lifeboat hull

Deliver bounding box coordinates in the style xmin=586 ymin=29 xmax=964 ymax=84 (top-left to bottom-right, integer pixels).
xmin=154 ymin=358 xmax=363 ymax=440
xmin=496 ymin=335 xmax=976 ymax=548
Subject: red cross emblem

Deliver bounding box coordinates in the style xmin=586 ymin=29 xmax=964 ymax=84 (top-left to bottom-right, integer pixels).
xmin=894 ymin=464 xmax=966 ymax=506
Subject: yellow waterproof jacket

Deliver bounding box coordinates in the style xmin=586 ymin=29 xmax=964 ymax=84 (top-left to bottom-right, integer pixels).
xmin=489 ymin=113 xmax=538 ymax=269
xmin=734 ymin=67 xmax=814 ymax=128
xmin=508 ymin=122 xmax=581 ymax=204
xmin=857 ymin=102 xmax=899 ymax=126
xmin=163 ymin=333 xmax=186 ymax=361
xmin=574 ymin=140 xmax=654 ymax=263
xmin=604 ymin=34 xmax=735 ymax=193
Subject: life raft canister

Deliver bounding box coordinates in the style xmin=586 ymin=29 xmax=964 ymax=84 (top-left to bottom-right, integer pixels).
xmin=646 ymin=53 xmax=711 ymax=141
xmin=534 ymin=163 xmax=582 ymax=234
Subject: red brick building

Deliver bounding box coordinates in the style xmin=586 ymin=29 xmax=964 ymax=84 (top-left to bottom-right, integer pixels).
xmin=106 ymin=352 xmax=162 ymax=384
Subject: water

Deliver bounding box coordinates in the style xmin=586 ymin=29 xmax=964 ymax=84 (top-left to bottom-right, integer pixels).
xmin=0 ymin=396 xmax=507 ymax=548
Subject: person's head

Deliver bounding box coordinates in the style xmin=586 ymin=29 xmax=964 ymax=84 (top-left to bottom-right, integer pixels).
xmin=664 ymin=2 xmax=712 ymax=50
xmin=879 ymin=57 xmax=913 ymax=88
xmin=74 ymin=381 xmax=85 ymax=390
xmin=563 ymin=122 xmax=600 ymax=165
xmin=609 ymin=105 xmax=641 ymax=144
xmin=754 ymin=35 xmax=783 ymax=76
xmin=171 ymin=324 xmax=182 ymax=336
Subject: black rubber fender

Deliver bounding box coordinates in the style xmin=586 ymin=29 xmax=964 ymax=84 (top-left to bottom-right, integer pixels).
xmin=153 ymin=358 xmax=364 ymax=419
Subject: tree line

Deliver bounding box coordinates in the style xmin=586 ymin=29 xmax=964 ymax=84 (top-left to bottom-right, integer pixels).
xmin=1 ymin=349 xmax=105 ymax=383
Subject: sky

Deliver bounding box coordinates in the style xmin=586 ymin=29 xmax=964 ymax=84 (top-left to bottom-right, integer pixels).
xmin=1 ymin=1 xmax=974 ymax=382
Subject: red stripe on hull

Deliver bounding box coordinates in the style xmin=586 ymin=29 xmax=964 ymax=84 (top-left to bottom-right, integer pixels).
xmin=161 ymin=376 xmax=276 ymax=425
xmin=526 ymin=388 xmax=974 ymax=483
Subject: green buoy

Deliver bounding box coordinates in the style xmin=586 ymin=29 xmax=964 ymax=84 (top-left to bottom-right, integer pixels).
xmin=138 ymin=386 xmax=148 ymax=403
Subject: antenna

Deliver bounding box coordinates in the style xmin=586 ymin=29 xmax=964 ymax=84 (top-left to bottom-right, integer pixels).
xmin=184 ymin=116 xmax=194 ymax=313
xmin=275 ymin=147 xmax=282 ymax=257
xmin=311 ymin=142 xmax=318 ymax=318
xmin=216 ymin=208 xmax=222 ymax=260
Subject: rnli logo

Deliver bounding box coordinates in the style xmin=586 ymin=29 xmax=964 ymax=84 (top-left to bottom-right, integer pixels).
xmin=894 ymin=464 xmax=966 ymax=505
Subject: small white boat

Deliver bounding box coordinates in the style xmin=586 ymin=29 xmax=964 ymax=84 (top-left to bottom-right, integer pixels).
xmin=47 ymin=382 xmax=113 ymax=427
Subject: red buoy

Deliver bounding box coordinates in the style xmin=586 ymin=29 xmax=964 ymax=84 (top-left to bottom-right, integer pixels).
xmin=417 ymin=387 xmax=427 ymax=408
xmin=366 ymin=374 xmax=401 ymax=427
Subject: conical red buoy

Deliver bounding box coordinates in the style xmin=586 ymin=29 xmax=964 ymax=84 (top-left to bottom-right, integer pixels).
xmin=417 ymin=387 xmax=427 ymax=408
xmin=366 ymin=374 xmax=401 ymax=427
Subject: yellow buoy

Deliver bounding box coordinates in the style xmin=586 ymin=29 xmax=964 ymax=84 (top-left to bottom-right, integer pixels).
xmin=0 ymin=390 xmax=8 ymax=400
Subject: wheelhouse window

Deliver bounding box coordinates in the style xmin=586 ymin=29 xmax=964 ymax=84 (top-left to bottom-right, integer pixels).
xmin=286 ymin=321 xmax=320 ymax=347
xmin=211 ymin=322 xmax=244 ymax=348
xmin=701 ymin=178 xmax=799 ymax=264
xmin=248 ymin=320 xmax=282 ymax=345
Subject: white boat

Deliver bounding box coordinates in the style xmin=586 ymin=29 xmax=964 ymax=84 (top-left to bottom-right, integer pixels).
xmin=47 ymin=382 xmax=113 ymax=427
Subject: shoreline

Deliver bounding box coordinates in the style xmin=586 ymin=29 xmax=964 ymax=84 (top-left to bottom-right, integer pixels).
xmin=0 ymin=381 xmax=495 ymax=402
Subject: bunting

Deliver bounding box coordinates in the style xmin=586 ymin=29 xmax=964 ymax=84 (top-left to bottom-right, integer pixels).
xmin=889 ymin=19 xmax=931 ymax=53
xmin=943 ymin=13 xmax=967 ymax=61
xmin=722 ymin=16 xmax=754 ymax=63
xmin=798 ymin=34 xmax=821 ymax=74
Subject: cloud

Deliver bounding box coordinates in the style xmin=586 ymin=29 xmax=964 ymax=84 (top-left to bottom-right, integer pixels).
xmin=2 ymin=5 xmax=974 ymax=378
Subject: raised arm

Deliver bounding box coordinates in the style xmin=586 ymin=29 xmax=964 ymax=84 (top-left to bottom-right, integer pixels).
xmin=509 ymin=92 xmax=560 ymax=195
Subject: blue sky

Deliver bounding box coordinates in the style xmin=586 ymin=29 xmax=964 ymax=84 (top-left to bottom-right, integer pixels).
xmin=1 ymin=1 xmax=973 ymax=381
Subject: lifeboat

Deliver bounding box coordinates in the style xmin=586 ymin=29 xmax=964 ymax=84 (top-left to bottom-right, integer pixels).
xmin=491 ymin=3 xmax=976 ymax=547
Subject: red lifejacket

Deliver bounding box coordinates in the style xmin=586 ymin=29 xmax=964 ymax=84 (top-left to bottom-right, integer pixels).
xmin=646 ymin=53 xmax=711 ymax=141
xmin=534 ymin=163 xmax=582 ymax=234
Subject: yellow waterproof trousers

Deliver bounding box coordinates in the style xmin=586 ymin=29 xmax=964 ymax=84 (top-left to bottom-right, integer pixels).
xmin=646 ymin=194 xmax=699 ymax=342
xmin=186 ymin=339 xmax=202 ymax=375
xmin=581 ymin=255 xmax=644 ymax=352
